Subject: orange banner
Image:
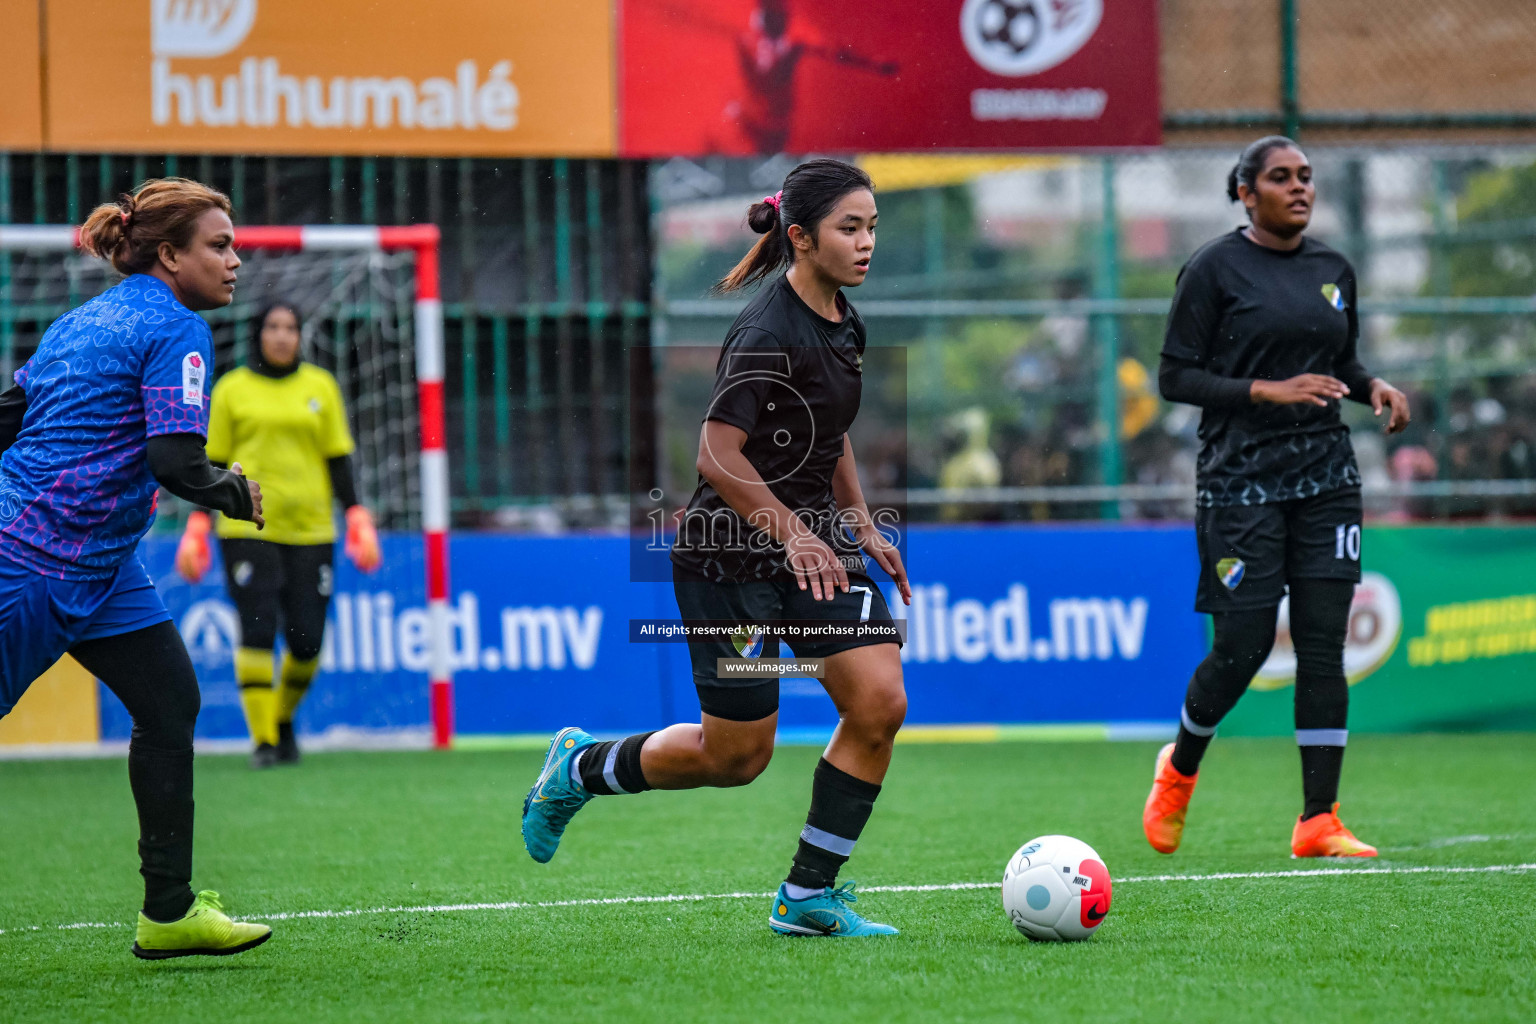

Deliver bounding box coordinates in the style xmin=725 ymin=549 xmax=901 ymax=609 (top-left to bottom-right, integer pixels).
xmin=45 ymin=0 xmax=615 ymax=156
xmin=0 ymin=2 xmax=43 ymax=149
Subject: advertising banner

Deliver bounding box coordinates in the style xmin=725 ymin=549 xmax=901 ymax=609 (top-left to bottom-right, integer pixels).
xmin=619 ymin=0 xmax=1162 ymax=156
xmin=0 ymin=2 xmax=44 ymax=149
xmin=106 ymin=534 xmax=667 ymax=740
xmin=44 ymin=0 xmax=616 ymax=156
xmin=1224 ymin=526 xmax=1536 ymax=736
xmin=108 ymin=524 xmax=1202 ymax=741
xmin=101 ymin=523 xmax=1536 ymax=744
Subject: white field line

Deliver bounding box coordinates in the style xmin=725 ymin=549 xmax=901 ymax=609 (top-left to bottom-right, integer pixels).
xmin=3 ymin=862 xmax=1533 ymax=938
xmin=1380 ymin=833 xmax=1534 ymax=852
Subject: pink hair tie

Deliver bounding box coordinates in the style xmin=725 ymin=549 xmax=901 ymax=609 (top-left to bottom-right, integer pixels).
xmin=120 ymin=211 xmax=130 ymax=226
xmin=763 ymin=191 xmax=782 ymax=211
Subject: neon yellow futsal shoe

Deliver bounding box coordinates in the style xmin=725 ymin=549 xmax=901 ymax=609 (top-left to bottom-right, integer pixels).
xmin=131 ymin=890 xmax=272 ymax=960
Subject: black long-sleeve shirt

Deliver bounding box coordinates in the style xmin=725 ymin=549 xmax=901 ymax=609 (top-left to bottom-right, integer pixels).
xmin=0 ymin=384 xmax=26 ymax=454
xmin=148 ymin=433 xmax=255 ymax=519
xmin=204 ymin=453 xmax=355 ymax=510
xmin=1159 ymin=228 xmax=1375 ymax=507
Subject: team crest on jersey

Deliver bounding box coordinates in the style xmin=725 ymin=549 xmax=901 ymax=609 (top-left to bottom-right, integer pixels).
xmin=182 ymin=351 xmax=206 ymax=407
xmin=732 ymin=626 xmax=766 ymax=659
xmin=1216 ymin=557 xmax=1246 ymax=590
xmin=1321 ymin=283 xmax=1346 ymax=311
xmin=309 ymin=398 xmax=322 ymax=413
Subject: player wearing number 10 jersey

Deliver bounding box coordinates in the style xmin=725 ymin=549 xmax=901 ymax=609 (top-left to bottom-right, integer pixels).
xmin=1144 ymin=137 xmax=1411 ymax=860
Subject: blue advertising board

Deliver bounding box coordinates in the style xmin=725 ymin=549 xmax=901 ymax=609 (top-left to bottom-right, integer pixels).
xmin=108 ymin=525 xmax=1206 ymax=741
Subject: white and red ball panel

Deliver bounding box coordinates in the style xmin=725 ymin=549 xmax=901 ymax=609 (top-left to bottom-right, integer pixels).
xmin=1001 ymin=834 xmax=1112 ymax=942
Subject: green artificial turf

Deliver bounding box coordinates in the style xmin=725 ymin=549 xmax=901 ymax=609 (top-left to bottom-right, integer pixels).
xmin=1 ymin=734 xmax=1533 ymax=1023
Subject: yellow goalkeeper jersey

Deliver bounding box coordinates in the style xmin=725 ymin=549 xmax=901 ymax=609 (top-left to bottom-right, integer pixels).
xmin=205 ymin=363 xmax=355 ymax=545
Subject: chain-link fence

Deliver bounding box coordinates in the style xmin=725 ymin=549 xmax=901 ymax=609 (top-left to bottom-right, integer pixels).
xmin=1 ymin=246 xmax=422 ymax=529
xmin=1162 ymin=0 xmax=1536 ymax=141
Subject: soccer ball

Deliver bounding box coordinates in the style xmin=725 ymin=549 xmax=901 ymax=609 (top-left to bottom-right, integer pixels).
xmin=975 ymin=0 xmax=1041 ymax=56
xmin=1001 ymin=835 xmax=1112 ymax=941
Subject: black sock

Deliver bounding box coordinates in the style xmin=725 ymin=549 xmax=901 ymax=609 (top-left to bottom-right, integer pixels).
xmin=786 ymin=758 xmax=881 ymax=891
xmin=1170 ymin=607 xmax=1278 ymax=776
xmin=1288 ymin=579 xmax=1354 ymax=821
xmin=577 ymin=733 xmax=656 ymax=795
xmin=1170 ymin=720 xmax=1214 ymax=777
xmin=129 ymin=745 xmax=197 ymax=922
xmin=1299 ymin=744 xmax=1346 ymax=820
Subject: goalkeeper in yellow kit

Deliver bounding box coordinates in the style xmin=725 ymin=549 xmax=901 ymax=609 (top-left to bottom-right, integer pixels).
xmin=176 ymin=302 xmax=381 ymax=768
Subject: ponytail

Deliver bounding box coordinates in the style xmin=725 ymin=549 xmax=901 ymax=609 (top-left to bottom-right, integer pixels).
xmin=80 ymin=177 xmax=232 ymax=276
xmin=714 ymin=158 xmax=874 ymax=293
xmin=715 ymin=196 xmax=788 ymax=293
xmin=79 ymin=199 xmax=132 ymax=271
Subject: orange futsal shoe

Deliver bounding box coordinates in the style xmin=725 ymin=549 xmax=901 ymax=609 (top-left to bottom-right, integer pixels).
xmin=1291 ymin=804 xmax=1378 ymax=858
xmin=1143 ymin=742 xmax=1198 ymax=854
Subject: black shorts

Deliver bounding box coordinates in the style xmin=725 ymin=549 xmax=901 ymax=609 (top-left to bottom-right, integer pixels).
xmin=671 ymin=563 xmax=901 ymax=722
xmin=1195 ymin=488 xmax=1362 ymax=613
xmin=220 ymin=538 xmax=334 ymax=658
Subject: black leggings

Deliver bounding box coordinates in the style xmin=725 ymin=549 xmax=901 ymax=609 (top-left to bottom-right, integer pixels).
xmin=70 ymin=621 xmax=200 ymax=921
xmin=221 ymin=538 xmax=333 ymax=659
xmin=1181 ymin=579 xmax=1353 ymax=743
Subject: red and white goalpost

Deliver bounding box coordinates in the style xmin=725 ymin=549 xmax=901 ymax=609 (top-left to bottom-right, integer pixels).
xmin=0 ymin=223 xmax=456 ymax=749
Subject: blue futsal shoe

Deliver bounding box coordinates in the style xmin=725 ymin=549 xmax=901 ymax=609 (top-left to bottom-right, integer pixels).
xmin=768 ymin=881 xmax=899 ymax=937
xmin=521 ymin=727 xmax=597 ymax=863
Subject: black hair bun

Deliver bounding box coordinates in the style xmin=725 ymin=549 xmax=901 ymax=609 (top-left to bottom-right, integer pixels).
xmin=746 ymin=201 xmax=780 ymax=234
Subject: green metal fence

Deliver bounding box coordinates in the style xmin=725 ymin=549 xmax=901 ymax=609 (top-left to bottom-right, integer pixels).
xmin=8 ymin=145 xmax=1536 ymax=524
xmin=0 ymin=152 xmax=654 ymax=525
xmin=654 ymin=147 xmax=1536 ymax=522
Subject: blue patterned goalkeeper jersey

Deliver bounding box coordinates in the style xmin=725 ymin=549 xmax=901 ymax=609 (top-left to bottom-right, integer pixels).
xmin=0 ymin=274 xmax=212 ymax=580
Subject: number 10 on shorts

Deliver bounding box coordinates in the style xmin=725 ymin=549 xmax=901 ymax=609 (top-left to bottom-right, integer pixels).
xmin=1335 ymin=524 xmax=1361 ymax=561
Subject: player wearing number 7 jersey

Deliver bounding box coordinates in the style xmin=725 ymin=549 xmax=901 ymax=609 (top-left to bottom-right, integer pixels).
xmin=1143 ymin=136 xmax=1411 ymax=859
xmin=520 ymin=160 xmax=913 ymax=937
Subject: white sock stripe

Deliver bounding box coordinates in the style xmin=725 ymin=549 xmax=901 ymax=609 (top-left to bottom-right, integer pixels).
xmin=568 ymin=750 xmax=585 ymax=786
xmin=799 ymin=824 xmax=857 ymax=857
xmin=1296 ymin=728 xmax=1348 ymax=746
xmin=1180 ymin=707 xmax=1218 ymax=738
xmin=602 ymin=743 xmax=627 ymax=795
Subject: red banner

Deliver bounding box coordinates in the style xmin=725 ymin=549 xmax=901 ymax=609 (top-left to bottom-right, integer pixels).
xmin=619 ymin=0 xmax=1160 ymax=156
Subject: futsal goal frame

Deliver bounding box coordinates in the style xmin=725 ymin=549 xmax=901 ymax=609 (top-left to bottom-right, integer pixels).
xmin=0 ymin=223 xmax=457 ymax=749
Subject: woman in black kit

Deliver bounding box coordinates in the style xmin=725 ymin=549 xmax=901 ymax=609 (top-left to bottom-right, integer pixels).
xmin=1142 ymin=136 xmax=1410 ymax=859
xmin=520 ymin=159 xmax=912 ymax=937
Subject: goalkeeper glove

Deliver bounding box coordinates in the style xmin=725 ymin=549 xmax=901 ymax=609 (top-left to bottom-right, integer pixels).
xmin=176 ymin=511 xmax=212 ymax=583
xmin=344 ymin=505 xmax=382 ymax=573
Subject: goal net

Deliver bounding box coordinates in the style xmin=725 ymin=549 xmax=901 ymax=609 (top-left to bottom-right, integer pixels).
xmin=0 ymin=237 xmax=419 ymax=529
